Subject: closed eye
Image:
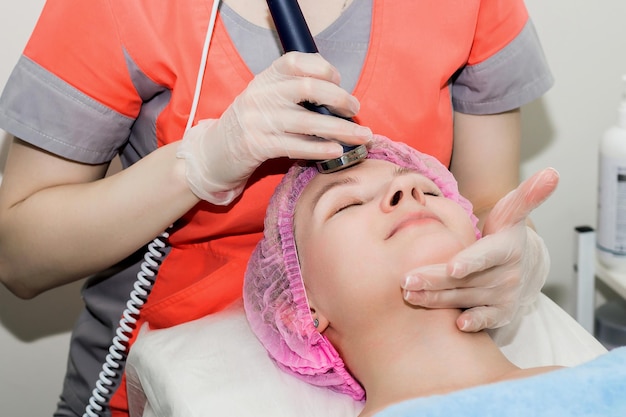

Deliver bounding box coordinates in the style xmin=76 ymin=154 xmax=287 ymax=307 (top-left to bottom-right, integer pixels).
xmin=334 ymin=201 xmax=363 ymax=215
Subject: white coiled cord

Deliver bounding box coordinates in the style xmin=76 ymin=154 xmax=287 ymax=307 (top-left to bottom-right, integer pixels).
xmin=82 ymin=1 xmax=221 ymax=415
xmin=83 ymin=231 xmax=170 ymax=417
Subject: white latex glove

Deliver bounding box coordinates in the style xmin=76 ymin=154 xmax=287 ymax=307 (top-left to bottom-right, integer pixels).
xmin=177 ymin=52 xmax=372 ymax=205
xmin=401 ymin=168 xmax=560 ymax=332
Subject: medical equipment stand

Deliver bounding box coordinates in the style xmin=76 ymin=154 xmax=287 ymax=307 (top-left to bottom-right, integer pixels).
xmin=574 ymin=225 xmax=626 ymax=335
xmin=574 ymin=226 xmax=596 ymax=334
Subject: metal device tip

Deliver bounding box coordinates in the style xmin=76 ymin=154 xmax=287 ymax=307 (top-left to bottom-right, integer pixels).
xmin=315 ymin=144 xmax=368 ymax=174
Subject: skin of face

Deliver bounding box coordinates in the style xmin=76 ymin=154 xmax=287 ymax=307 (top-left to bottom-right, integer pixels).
xmin=294 ymin=159 xmax=478 ymax=334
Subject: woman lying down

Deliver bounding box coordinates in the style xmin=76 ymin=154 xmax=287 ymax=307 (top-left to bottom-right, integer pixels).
xmin=243 ymin=135 xmax=626 ymax=417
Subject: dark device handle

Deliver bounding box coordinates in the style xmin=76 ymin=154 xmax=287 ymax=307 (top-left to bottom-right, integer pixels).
xmin=266 ymin=0 xmax=357 ymax=138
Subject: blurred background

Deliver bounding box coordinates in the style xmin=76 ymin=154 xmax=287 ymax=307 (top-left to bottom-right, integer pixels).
xmin=1 ymin=0 xmax=626 ymax=414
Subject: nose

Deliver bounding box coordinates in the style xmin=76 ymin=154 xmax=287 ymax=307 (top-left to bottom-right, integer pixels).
xmin=381 ymin=175 xmax=425 ymax=212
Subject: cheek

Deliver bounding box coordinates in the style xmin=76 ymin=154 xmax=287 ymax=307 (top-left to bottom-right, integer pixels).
xmin=300 ymin=226 xmax=369 ymax=294
xmin=301 ymin=211 xmax=375 ymax=269
xmin=299 ymin=223 xmax=390 ymax=318
xmin=450 ymin=213 xmax=478 ymax=247
xmin=437 ymin=201 xmax=478 ymax=247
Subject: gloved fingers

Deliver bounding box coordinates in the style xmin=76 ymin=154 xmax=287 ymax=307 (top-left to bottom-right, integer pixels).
xmin=273 ymin=51 xmax=342 ymax=85
xmin=518 ymin=227 xmax=550 ymax=306
xmin=237 ymin=78 xmax=369 ymax=146
xmin=241 ymin=74 xmax=361 ymax=123
xmin=229 ymin=107 xmax=367 ymax=162
xmin=261 ymin=132 xmax=345 ymax=161
xmin=402 ymin=263 xmax=449 ymax=291
xmin=251 ymin=72 xmax=360 ymax=118
xmin=403 ymin=260 xmax=520 ymax=295
xmin=264 ymin=54 xmax=363 ymax=119
xmin=402 ymin=271 xmax=518 ymax=309
xmin=483 ymin=168 xmax=559 ymax=235
xmin=286 ymin=75 xmax=362 ymax=118
xmin=446 ymin=226 xmax=524 ymax=279
xmin=455 ymin=305 xmax=513 ymax=332
xmin=283 ymin=114 xmax=372 ymax=147
xmin=240 ymin=114 xmax=370 ymax=161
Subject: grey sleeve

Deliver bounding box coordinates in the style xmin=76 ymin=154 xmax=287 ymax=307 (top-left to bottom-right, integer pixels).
xmin=0 ymin=56 xmax=135 ymax=164
xmin=451 ymin=20 xmax=554 ymax=115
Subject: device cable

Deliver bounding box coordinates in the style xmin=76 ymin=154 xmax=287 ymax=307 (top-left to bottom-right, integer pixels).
xmin=82 ymin=2 xmax=222 ymax=415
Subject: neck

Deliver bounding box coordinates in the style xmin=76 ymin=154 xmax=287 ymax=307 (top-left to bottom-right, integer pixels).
xmin=223 ymin=0 xmax=354 ymax=35
xmin=333 ymin=309 xmax=520 ymax=417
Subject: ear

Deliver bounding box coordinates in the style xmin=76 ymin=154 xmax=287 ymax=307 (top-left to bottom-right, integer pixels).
xmin=309 ymin=306 xmax=330 ymax=332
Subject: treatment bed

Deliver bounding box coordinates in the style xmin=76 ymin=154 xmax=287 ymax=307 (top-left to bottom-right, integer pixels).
xmin=125 ymin=293 xmax=609 ymax=417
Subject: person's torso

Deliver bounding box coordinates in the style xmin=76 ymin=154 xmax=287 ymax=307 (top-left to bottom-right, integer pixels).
xmin=113 ymin=0 xmax=478 ymax=249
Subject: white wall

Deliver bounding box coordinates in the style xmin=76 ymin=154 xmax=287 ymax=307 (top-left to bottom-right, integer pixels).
xmin=0 ymin=1 xmax=85 ymax=415
xmin=523 ymin=0 xmax=626 ymax=310
xmin=1 ymin=1 xmax=625 ymax=415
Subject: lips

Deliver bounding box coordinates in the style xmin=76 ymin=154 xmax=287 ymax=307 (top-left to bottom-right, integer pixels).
xmin=386 ymin=211 xmax=443 ymax=239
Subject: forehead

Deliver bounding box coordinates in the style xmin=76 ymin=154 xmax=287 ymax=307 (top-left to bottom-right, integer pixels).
xmin=299 ymin=159 xmax=390 ymax=200
xmin=302 ymin=159 xmax=397 ymax=196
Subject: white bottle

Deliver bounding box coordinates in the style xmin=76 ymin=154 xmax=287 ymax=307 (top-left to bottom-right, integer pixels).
xmin=597 ymin=75 xmax=626 ymax=270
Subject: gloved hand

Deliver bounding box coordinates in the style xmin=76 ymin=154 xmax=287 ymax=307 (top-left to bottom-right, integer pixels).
xmin=401 ymin=167 xmax=560 ymax=332
xmin=177 ymin=52 xmax=372 ymax=205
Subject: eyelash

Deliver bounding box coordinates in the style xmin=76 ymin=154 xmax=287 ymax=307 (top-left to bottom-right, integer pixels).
xmin=334 ymin=201 xmax=363 ymax=214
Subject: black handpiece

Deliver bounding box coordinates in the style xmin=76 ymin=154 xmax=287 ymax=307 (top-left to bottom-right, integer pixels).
xmin=266 ymin=0 xmax=367 ymax=173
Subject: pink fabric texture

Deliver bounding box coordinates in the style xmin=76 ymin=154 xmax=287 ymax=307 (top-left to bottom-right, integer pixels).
xmin=243 ymin=134 xmax=480 ymax=401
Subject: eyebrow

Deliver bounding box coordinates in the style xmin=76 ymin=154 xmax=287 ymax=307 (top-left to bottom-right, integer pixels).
xmin=311 ymin=176 xmax=360 ymax=210
xmin=310 ymin=166 xmax=419 ymax=211
xmin=394 ymin=166 xmax=417 ymax=176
